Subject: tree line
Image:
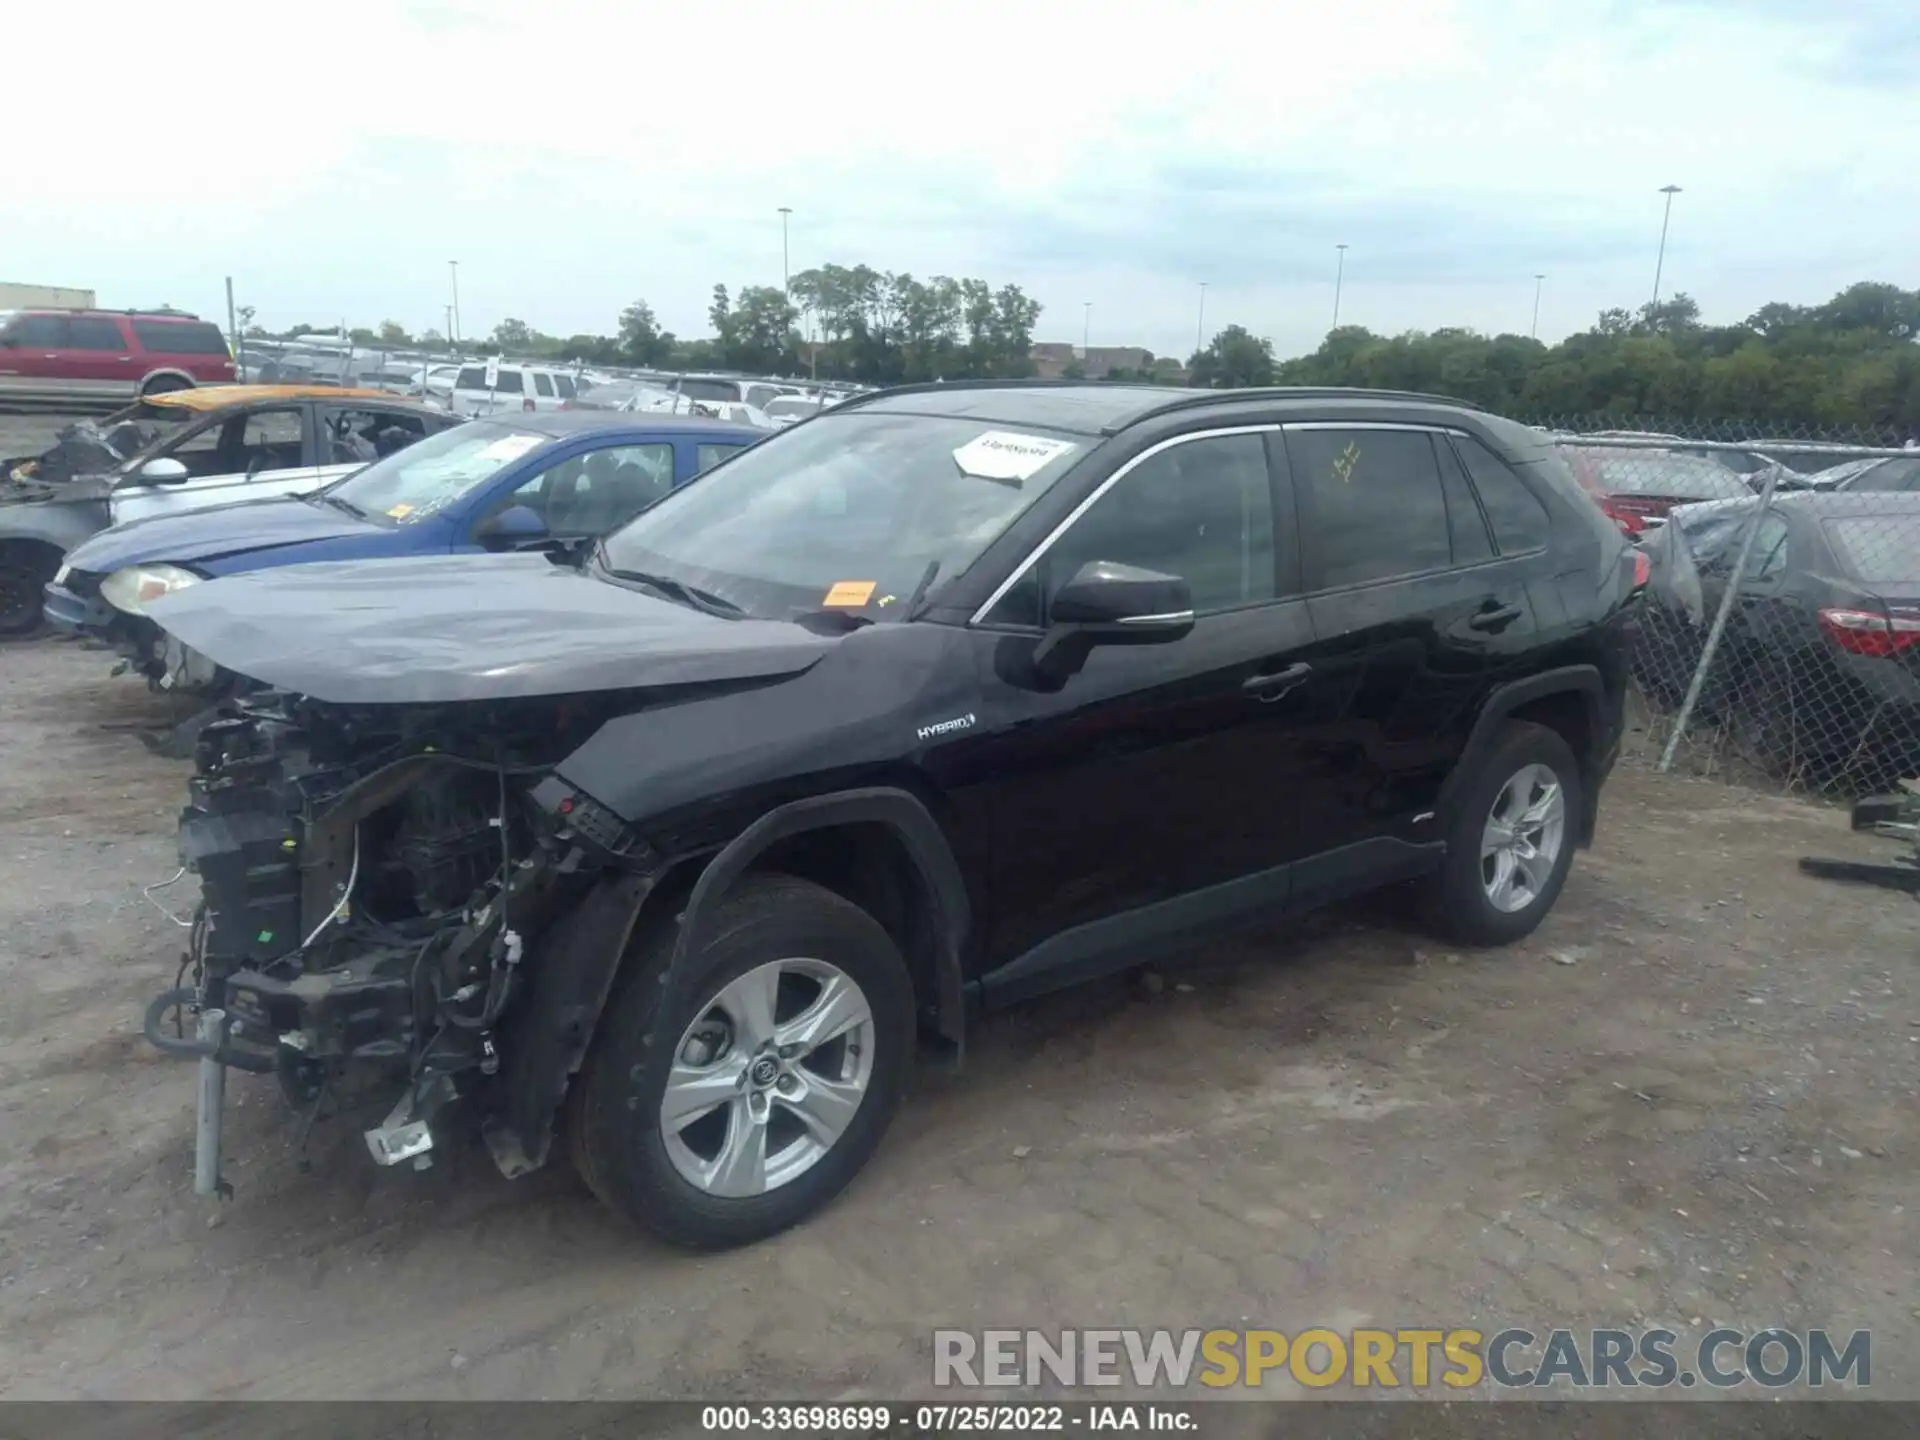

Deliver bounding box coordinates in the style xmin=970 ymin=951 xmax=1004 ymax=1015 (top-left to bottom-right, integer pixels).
xmin=1187 ymin=282 xmax=1920 ymax=438
xmin=247 ymin=276 xmax=1920 ymax=435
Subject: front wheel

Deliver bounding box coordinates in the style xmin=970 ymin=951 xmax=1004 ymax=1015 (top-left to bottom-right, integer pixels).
xmin=1423 ymin=721 xmax=1582 ymax=946
xmin=567 ymin=873 xmax=915 ymax=1249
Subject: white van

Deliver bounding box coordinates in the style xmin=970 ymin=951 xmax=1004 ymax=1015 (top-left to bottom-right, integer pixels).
xmin=448 ymin=363 xmax=581 ymax=417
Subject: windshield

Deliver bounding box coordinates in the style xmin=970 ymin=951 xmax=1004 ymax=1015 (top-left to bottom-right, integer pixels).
xmin=323 ymin=421 xmax=548 ymax=524
xmin=1824 ymin=518 xmax=1920 ymax=586
xmin=600 ymin=411 xmax=1086 ymax=619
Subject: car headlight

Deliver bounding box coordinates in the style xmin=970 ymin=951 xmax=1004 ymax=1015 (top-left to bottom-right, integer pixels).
xmin=100 ymin=563 xmax=203 ymax=616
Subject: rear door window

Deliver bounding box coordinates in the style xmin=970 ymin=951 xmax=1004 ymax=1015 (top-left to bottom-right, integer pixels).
xmin=1289 ymin=427 xmax=1453 ymax=589
xmin=533 ymin=372 xmax=554 ymax=398
xmin=492 ymin=370 xmax=525 ymax=395
xmin=238 ymin=408 xmax=307 ymax=474
xmin=321 ymin=407 xmax=430 ymax=464
xmin=555 ymin=374 xmax=577 ymax=400
xmin=131 ymin=319 xmax=229 ymax=355
xmin=455 ymin=366 xmax=488 ymax=390
xmin=67 ymin=316 xmax=127 ymax=350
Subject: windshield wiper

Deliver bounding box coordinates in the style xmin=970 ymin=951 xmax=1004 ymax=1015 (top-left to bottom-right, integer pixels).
xmin=902 ymin=560 xmax=941 ymax=620
xmin=315 ymin=492 xmax=366 ymax=519
xmin=605 ymin=567 xmax=743 ymax=618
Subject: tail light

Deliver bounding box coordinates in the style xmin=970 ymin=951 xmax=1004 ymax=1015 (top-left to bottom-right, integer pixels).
xmin=1598 ymin=497 xmax=1645 ymax=536
xmin=1598 ymin=494 xmax=1677 ymax=537
xmin=1630 ymin=549 xmax=1650 ymax=590
xmin=1818 ymin=607 xmax=1920 ymax=657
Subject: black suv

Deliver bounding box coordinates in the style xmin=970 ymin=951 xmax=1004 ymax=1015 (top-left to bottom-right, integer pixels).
xmin=144 ymin=383 xmax=1637 ymax=1248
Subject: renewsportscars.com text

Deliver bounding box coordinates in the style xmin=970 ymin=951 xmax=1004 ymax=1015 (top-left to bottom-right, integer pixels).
xmin=933 ymin=1327 xmax=1871 ymax=1390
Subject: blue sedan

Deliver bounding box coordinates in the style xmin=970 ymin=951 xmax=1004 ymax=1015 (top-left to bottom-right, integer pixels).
xmin=46 ymin=411 xmax=762 ymax=693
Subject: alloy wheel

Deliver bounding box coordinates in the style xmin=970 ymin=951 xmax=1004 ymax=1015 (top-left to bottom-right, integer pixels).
xmin=1480 ymin=763 xmax=1567 ymax=914
xmin=659 ymin=957 xmax=875 ymax=1198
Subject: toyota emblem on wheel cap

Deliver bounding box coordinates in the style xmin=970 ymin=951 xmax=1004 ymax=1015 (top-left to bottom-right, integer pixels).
xmin=750 ymin=1056 xmax=780 ymax=1087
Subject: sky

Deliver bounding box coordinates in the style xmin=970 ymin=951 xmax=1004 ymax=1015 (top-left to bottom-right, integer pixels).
xmin=9 ymin=0 xmax=1917 ymax=362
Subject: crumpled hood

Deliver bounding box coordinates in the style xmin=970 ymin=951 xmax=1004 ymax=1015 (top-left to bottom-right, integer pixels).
xmin=63 ymin=495 xmax=370 ymax=575
xmin=147 ymin=553 xmax=836 ymax=703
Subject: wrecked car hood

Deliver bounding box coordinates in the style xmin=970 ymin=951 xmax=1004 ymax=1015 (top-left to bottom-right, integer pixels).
xmin=61 ymin=496 xmax=372 ymax=574
xmin=147 ymin=553 xmax=837 ymax=703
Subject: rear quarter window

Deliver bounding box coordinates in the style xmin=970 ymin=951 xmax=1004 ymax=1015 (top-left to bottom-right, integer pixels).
xmin=1452 ymin=434 xmax=1552 ymax=553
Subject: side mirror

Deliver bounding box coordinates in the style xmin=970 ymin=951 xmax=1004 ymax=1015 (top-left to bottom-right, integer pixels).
xmin=1034 ymin=560 xmax=1193 ymax=675
xmin=0 ymin=334 xmax=17 ymax=348
xmin=477 ymin=504 xmax=549 ymax=548
xmin=138 ymin=457 xmax=191 ymax=484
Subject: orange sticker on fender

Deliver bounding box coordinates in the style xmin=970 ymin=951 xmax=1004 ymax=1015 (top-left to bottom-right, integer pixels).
xmin=822 ymin=580 xmax=877 ymax=607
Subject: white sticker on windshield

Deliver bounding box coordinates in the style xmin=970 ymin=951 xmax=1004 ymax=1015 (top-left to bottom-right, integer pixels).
xmin=477 ymin=434 xmax=546 ymax=462
xmin=952 ymin=430 xmax=1077 ymax=483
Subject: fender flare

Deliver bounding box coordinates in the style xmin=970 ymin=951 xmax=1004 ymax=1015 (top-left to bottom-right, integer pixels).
xmin=493 ymin=788 xmax=973 ymax=1177
xmin=1438 ymin=665 xmax=1606 ymax=844
xmin=668 ymin=786 xmax=972 ymax=1047
xmin=137 ymin=368 xmax=196 ymax=395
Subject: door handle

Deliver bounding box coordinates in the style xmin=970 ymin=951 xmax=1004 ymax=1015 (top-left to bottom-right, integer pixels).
xmin=1243 ymin=662 xmax=1311 ymax=698
xmin=1468 ymin=603 xmax=1524 ymax=632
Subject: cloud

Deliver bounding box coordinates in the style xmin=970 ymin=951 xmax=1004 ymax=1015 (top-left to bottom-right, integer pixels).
xmin=5 ymin=0 xmax=1916 ymax=362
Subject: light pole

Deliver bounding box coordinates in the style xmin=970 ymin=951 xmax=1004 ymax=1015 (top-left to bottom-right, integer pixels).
xmin=1332 ymin=244 xmax=1349 ymax=329
xmin=448 ymin=260 xmax=461 ymax=347
xmin=1651 ymin=185 xmax=1682 ymax=310
xmin=1082 ymin=301 xmax=1091 ymax=354
xmin=777 ymin=207 xmax=792 ymax=296
xmin=1531 ymin=274 xmax=1546 ymax=340
xmin=444 ymin=304 xmax=453 ymax=347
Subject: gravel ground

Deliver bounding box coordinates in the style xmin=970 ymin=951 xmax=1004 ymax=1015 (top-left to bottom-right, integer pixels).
xmin=0 ymin=637 xmax=1914 ymax=1406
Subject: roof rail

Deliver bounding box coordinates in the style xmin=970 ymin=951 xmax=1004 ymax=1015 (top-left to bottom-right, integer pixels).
xmin=831 ymin=377 xmax=1485 ymax=421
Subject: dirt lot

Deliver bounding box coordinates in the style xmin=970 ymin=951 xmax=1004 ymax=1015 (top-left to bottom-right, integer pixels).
xmin=0 ymin=637 xmax=1914 ymax=1403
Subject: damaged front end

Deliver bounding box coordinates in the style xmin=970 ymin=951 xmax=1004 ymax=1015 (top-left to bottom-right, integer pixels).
xmin=147 ymin=687 xmax=661 ymax=1193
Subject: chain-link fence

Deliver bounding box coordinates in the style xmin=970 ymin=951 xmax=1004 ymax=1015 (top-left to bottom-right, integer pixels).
xmin=1546 ymin=423 xmax=1920 ymax=794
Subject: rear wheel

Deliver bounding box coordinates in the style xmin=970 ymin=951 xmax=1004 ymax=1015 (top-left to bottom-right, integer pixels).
xmin=0 ymin=541 xmax=59 ymax=639
xmin=567 ymin=872 xmax=915 ymax=1250
xmin=1423 ymin=721 xmax=1582 ymax=946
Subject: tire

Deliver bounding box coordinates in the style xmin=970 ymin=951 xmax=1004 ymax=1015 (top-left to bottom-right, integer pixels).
xmin=567 ymin=872 xmax=915 ymax=1250
xmin=1422 ymin=721 xmax=1583 ymax=946
xmin=140 ymin=375 xmax=191 ymax=398
xmin=0 ymin=541 xmax=59 ymax=640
